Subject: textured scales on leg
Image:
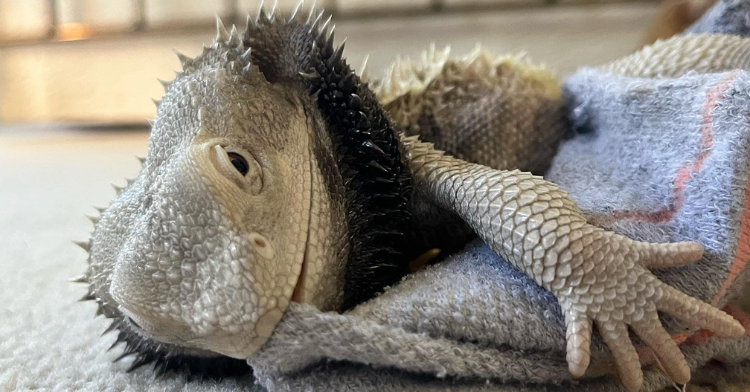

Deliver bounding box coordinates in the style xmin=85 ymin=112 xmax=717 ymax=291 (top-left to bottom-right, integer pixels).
xmin=602 ymin=34 xmax=750 ymax=78
xmin=401 ymin=136 xmax=745 ymax=391
xmin=372 ymin=45 xmax=572 ymax=262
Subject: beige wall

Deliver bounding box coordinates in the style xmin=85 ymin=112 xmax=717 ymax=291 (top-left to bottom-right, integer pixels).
xmin=0 ymin=0 xmax=49 ymax=40
xmin=58 ymin=0 xmax=136 ymax=30
xmin=0 ymin=3 xmax=658 ymax=123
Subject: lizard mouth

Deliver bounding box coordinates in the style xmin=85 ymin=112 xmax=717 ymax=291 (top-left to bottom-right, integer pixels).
xmin=290 ymin=148 xmax=315 ymax=304
xmin=291 ymin=251 xmax=308 ymax=303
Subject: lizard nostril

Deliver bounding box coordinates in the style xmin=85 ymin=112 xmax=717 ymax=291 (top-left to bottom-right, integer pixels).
xmin=249 ymin=232 xmax=274 ymax=259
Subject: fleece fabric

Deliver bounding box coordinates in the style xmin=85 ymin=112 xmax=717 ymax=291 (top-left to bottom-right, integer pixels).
xmin=686 ymin=0 xmax=750 ymax=36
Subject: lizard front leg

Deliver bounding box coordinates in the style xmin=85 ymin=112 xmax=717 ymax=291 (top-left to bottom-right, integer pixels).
xmin=402 ymin=136 xmax=745 ymax=391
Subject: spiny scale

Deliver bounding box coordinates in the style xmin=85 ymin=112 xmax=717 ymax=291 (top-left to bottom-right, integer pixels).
xmin=102 ymin=320 xmax=117 ymax=336
xmin=173 ymin=49 xmax=192 ymax=69
xmin=215 ymin=16 xmax=229 ymax=42
xmin=79 ymin=292 xmax=96 ymax=302
xmin=69 ymin=275 xmax=89 ymax=283
xmin=73 ymin=240 xmax=91 ymax=252
xmin=289 ymin=0 xmax=304 ymax=20
xmin=359 ymin=54 xmax=370 ymax=82
xmin=269 ymin=0 xmax=279 ymax=20
xmin=99 ymin=313 xmax=251 ymax=377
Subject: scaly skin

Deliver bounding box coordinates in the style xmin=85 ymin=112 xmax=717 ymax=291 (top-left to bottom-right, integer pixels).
xmin=402 ymin=136 xmax=745 ymax=392
xmin=371 ymin=46 xmax=572 ymax=261
xmin=77 ymin=6 xmax=745 ymax=390
xmin=378 ymin=44 xmax=566 ymax=176
xmin=603 ymin=33 xmax=750 ymax=78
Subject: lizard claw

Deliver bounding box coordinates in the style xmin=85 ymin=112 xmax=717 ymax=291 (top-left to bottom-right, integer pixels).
xmin=565 ymin=312 xmax=592 ymax=378
xmin=556 ymin=233 xmax=744 ymax=391
xmin=596 ymin=320 xmax=643 ymax=392
xmin=638 ymin=241 xmax=705 ymax=269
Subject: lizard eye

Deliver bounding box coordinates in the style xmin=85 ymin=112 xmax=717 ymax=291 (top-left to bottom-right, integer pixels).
xmin=228 ymin=152 xmax=249 ymax=176
xmin=210 ymin=144 xmax=263 ymax=194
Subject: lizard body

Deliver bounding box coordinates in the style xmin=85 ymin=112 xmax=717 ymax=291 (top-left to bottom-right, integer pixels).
xmin=76 ymin=8 xmax=744 ymax=391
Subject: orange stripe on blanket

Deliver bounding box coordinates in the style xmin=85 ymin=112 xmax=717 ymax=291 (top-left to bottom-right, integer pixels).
xmin=598 ymin=72 xmax=747 ymax=305
xmin=609 ymin=71 xmax=739 ymax=224
xmin=585 ymin=71 xmax=745 ymax=347
xmin=713 ymin=160 xmax=750 ymax=304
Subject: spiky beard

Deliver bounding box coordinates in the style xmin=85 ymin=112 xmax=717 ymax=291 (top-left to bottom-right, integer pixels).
xmin=75 ymin=268 xmax=251 ymax=378
xmin=103 ymin=315 xmax=251 ymax=378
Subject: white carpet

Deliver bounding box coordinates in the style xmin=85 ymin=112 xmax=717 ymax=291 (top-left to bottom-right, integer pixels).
xmin=0 ymin=130 xmax=255 ymax=392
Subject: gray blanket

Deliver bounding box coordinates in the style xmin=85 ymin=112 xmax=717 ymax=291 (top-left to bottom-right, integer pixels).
xmin=250 ymin=240 xmax=750 ymax=392
xmin=247 ymin=5 xmax=750 ymax=391
xmin=686 ymin=0 xmax=750 ymax=36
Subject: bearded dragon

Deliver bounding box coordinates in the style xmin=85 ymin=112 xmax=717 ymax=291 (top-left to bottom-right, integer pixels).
xmin=73 ymin=6 xmax=745 ymax=392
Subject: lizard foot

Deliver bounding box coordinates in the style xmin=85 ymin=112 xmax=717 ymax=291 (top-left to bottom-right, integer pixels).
xmin=558 ymin=233 xmax=744 ymax=392
xmin=399 ymin=141 xmax=743 ymax=391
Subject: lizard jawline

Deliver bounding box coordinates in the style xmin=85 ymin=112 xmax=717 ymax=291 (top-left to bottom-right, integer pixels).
xmin=291 ymin=247 xmax=309 ymax=303
xmin=290 ymin=147 xmax=316 ymax=304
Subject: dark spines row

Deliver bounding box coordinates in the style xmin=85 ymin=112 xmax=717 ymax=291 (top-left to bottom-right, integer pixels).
xmin=81 ymin=293 xmax=252 ymax=379
xmin=303 ymin=26 xmax=413 ymax=309
xmin=242 ymin=9 xmax=413 ymax=308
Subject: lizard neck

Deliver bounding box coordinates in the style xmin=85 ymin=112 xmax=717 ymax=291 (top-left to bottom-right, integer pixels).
xmin=300 ymin=31 xmax=414 ymax=309
xmin=244 ymin=18 xmax=414 ymax=309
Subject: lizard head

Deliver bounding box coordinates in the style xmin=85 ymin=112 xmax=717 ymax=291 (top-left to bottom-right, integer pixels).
xmin=77 ymin=7 xmax=411 ymax=376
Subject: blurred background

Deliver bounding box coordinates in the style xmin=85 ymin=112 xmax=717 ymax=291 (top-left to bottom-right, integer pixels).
xmin=0 ymin=0 xmax=674 ymax=127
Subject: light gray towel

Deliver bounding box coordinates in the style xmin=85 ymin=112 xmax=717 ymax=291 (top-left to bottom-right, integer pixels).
xmin=552 ymin=68 xmax=750 ymax=310
xmin=247 ymin=68 xmax=750 ymax=391
xmin=686 ymin=0 xmax=750 ymax=37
